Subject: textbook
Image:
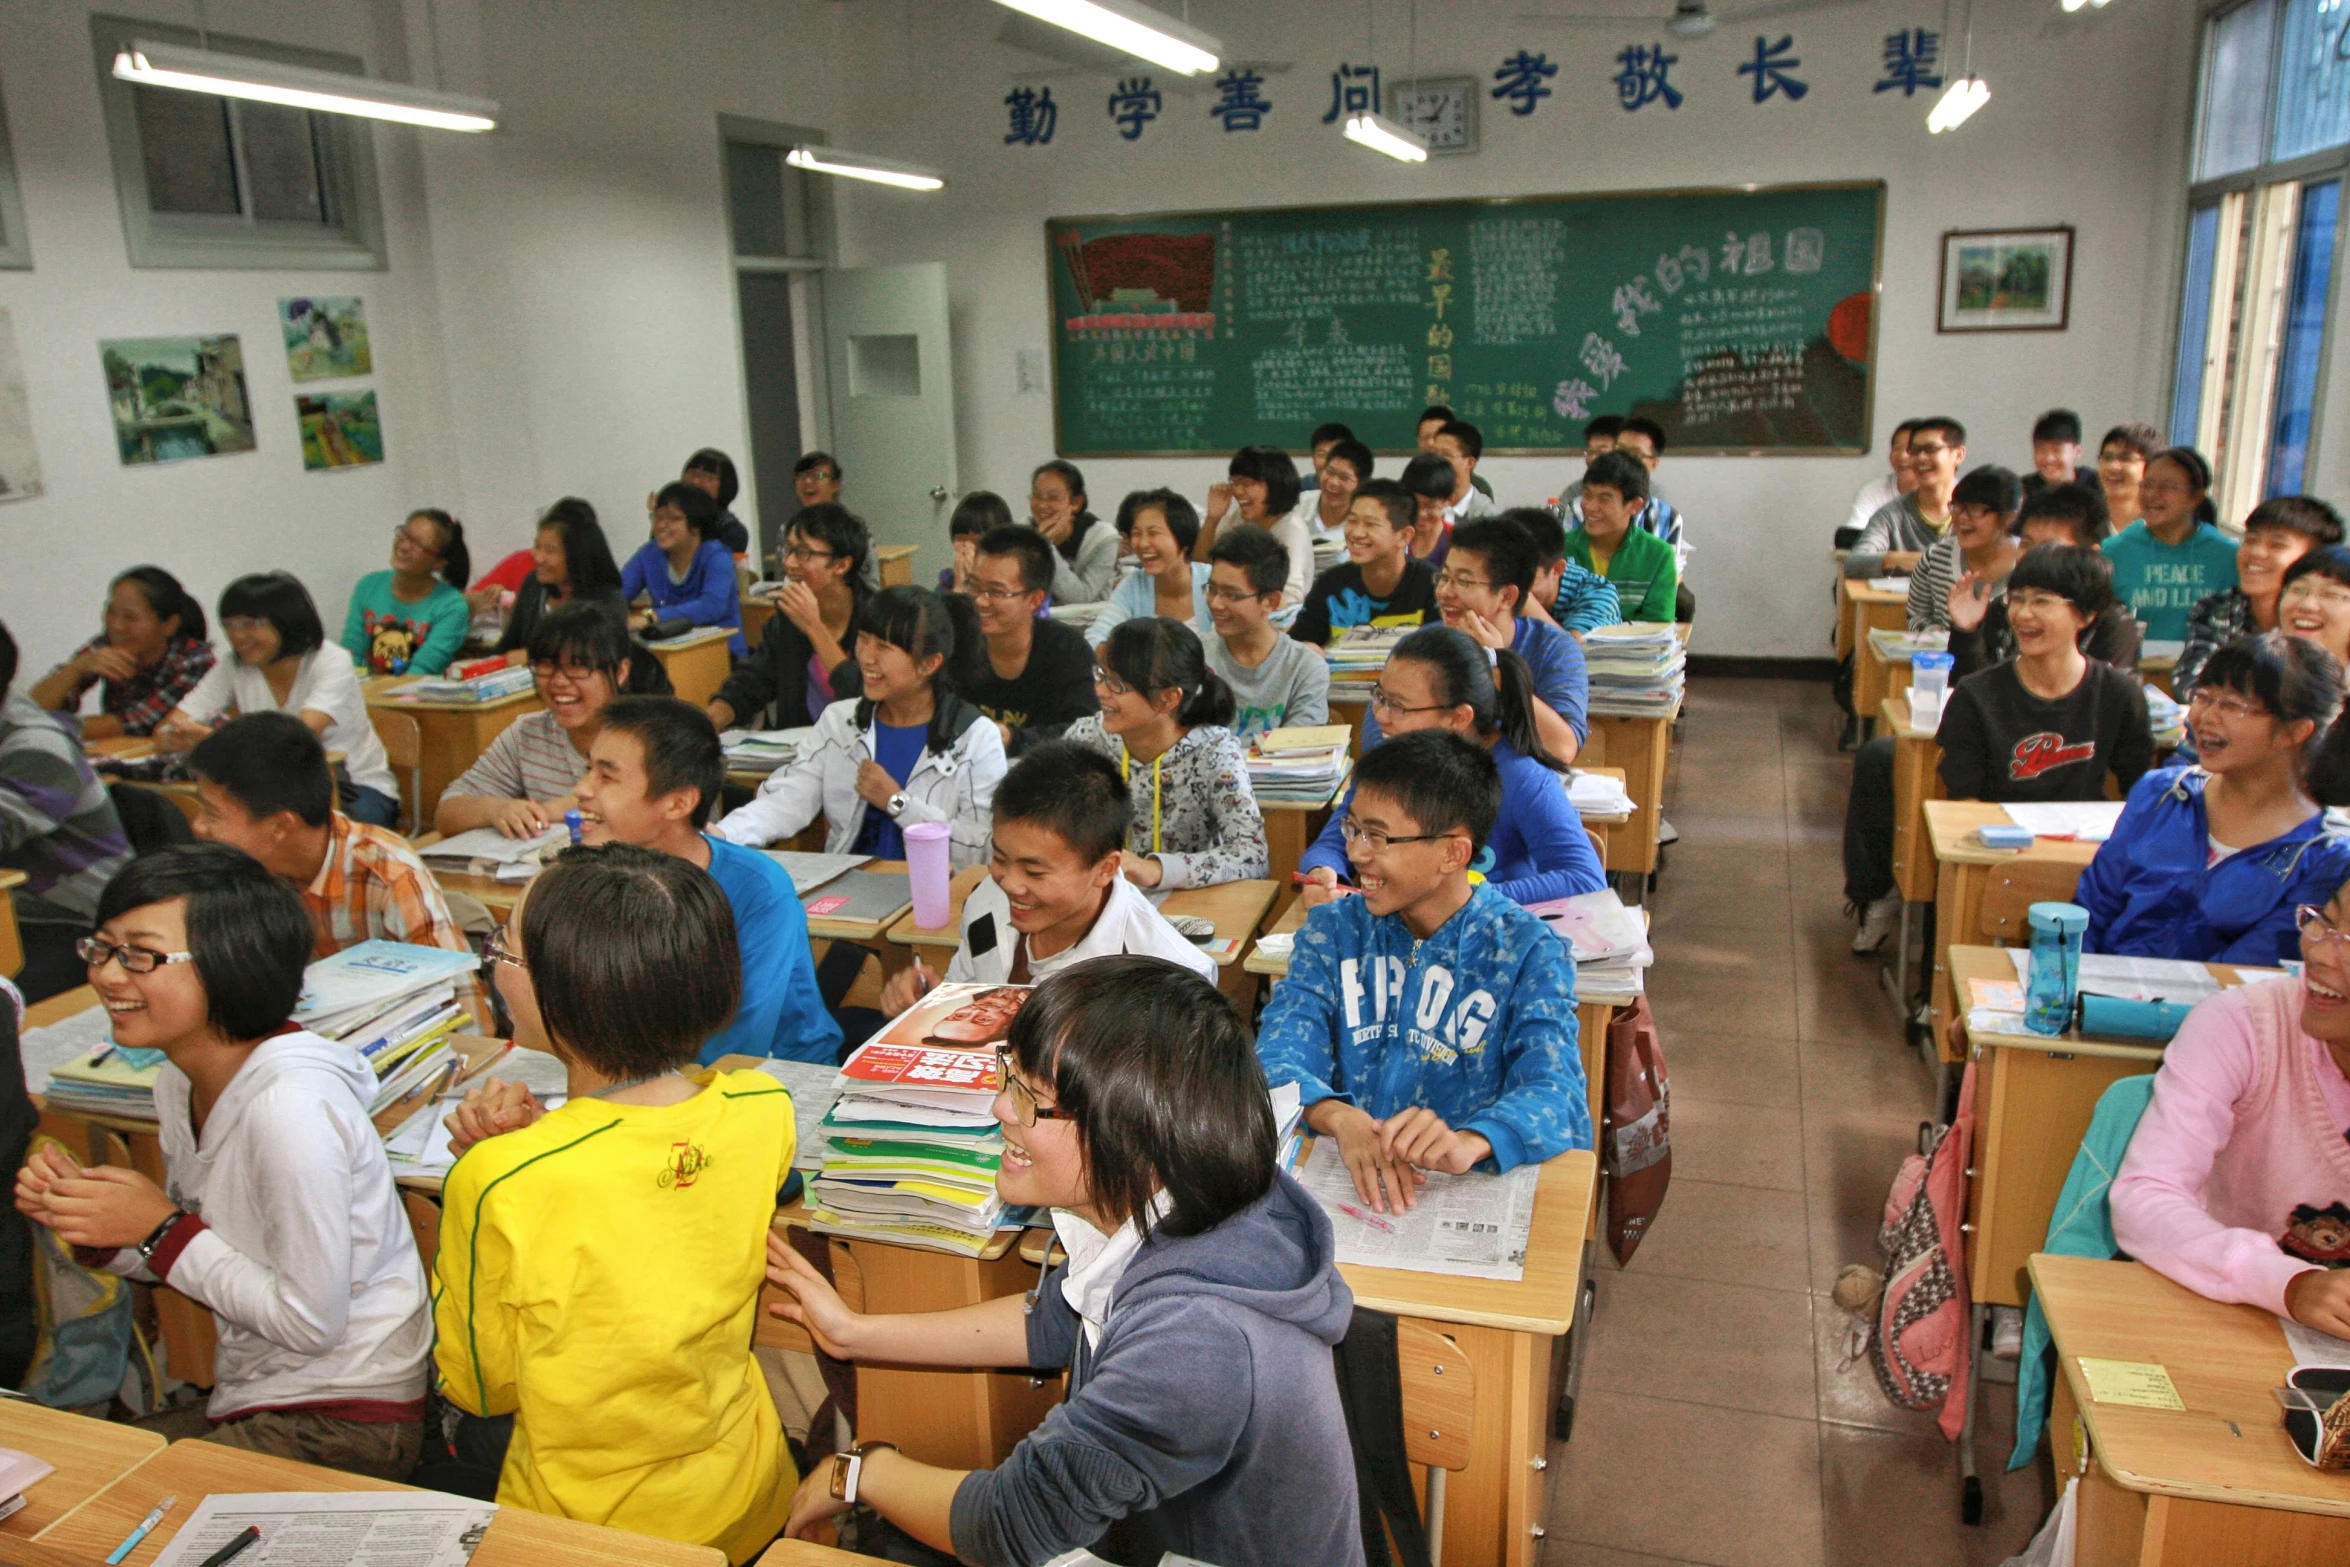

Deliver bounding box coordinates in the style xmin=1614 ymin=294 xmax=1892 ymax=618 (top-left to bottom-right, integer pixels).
xmin=721 ymin=726 xmax=818 ymax=776
xmin=395 ymin=664 xmax=536 ymax=704
xmin=420 ymin=824 xmax=567 ymax=872
xmin=42 ymin=1046 xmax=165 ymax=1120
xmin=761 ymin=850 xmax=871 ymax=895
xmin=294 ymin=941 xmax=481 ymax=1036
xmin=1247 ymin=727 xmax=1349 ymax=803
xmin=1583 ymin=622 xmax=1688 ymax=718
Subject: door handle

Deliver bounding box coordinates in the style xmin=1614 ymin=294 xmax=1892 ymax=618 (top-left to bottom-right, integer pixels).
xmin=929 ymin=485 xmax=949 ymax=502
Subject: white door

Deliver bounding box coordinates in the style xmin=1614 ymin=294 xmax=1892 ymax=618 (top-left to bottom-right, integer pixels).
xmin=823 ymin=263 xmax=957 ymax=578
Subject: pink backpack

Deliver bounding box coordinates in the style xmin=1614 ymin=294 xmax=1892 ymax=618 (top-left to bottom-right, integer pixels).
xmin=1870 ymin=1060 xmax=1976 ymax=1441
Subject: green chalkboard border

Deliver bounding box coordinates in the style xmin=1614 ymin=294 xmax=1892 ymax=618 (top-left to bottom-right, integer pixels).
xmin=1045 ymin=178 xmax=1888 ymax=461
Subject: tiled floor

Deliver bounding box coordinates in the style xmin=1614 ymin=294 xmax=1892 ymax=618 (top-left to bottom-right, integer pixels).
xmin=1541 ymin=677 xmax=2053 ymax=1567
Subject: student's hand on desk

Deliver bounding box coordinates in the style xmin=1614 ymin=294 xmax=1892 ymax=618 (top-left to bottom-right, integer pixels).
xmin=1118 ymin=851 xmax=1165 ymax=889
xmin=154 ymin=715 xmax=210 ymax=754
xmin=35 ymin=1163 xmax=175 ymax=1250
xmin=1300 ymin=867 xmax=1357 ymax=908
xmin=2286 ymin=1267 xmax=2350 ymax=1338
xmin=878 ymin=958 xmax=937 ymax=1018
xmin=855 ymin=760 xmax=901 ymax=811
xmin=445 ymin=1078 xmax=544 ymax=1156
xmin=1946 ymin=571 xmax=1991 ymax=633
xmin=1322 ymin=1103 xmax=1425 ymax=1213
xmin=488 ymin=798 xmax=558 ymax=839
xmin=1378 ymin=1108 xmax=1492 ymax=1179
xmin=1455 ymin=606 xmax=1515 ymax=653
xmin=766 ymin=1230 xmax=865 ymax=1359
xmin=1882 ymin=551 xmax=1922 ymax=574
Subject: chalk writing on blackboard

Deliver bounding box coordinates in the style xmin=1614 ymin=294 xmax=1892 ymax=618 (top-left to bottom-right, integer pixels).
xmin=1253 ymin=342 xmax=1416 ymax=422
xmin=1237 ymin=229 xmax=1422 ymax=321
xmin=1468 ymin=218 xmax=1566 ymax=346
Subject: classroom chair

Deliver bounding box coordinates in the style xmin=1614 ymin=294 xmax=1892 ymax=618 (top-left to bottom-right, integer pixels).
xmin=1397 ymin=1319 xmax=1476 ymax=1567
xmin=370 ymin=709 xmax=425 ymax=834
xmin=1975 ymin=860 xmax=2088 ymax=945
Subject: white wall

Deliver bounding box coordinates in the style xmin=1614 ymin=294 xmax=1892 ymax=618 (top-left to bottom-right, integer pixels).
xmin=829 ymin=0 xmax=2205 ymax=658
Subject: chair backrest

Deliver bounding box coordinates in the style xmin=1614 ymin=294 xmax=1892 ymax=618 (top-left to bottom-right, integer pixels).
xmin=1585 ymin=827 xmax=1608 ymax=868
xmin=107 ymin=783 xmax=195 ymax=855
xmin=370 ymin=709 xmax=424 ymax=832
xmin=1396 ymin=1319 xmax=1475 ymax=1474
xmin=1976 ymin=859 xmax=2086 ymax=942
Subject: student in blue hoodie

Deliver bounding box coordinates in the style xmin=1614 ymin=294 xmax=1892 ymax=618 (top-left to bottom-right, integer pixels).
xmin=1262 ymin=729 xmax=1591 ymax=1211
xmin=2076 ymin=633 xmax=2350 ymax=967
xmin=1300 ymin=625 xmax=1605 ymax=908
xmin=764 ymin=957 xmax=1361 ymax=1567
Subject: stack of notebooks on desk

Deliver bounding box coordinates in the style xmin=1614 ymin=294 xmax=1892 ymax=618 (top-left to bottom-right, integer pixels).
xmin=2144 ymin=683 xmax=2184 ymax=740
xmin=1525 ymin=887 xmax=1654 ymax=996
xmin=41 ymin=1039 xmax=169 ymax=1120
xmin=1863 ymin=626 xmax=1949 ymax=662
xmin=399 ymin=662 xmax=536 ymax=703
xmin=721 ymin=726 xmax=818 ymax=776
xmin=1582 ymin=623 xmax=1687 ymax=718
xmin=421 ymin=824 xmax=568 ymax=882
xmin=1246 ymin=724 xmax=1350 ymax=802
xmin=294 ymin=942 xmax=482 ymax=1118
xmin=1325 ymin=624 xmax=1410 ymax=695
xmin=808 ymin=984 xmax=1028 ymax=1256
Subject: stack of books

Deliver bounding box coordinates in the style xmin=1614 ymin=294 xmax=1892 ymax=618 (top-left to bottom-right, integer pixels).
xmin=720 ymin=727 xmax=817 ymax=776
xmin=1325 ymin=624 xmax=1410 ymax=697
xmin=1525 ymin=887 xmax=1654 ymax=997
xmin=808 ymin=984 xmax=1027 ymax=1256
xmin=42 ymin=1042 xmax=168 ymax=1121
xmin=400 ymin=661 xmax=536 ymax=704
xmin=1246 ymin=724 xmax=1351 ymax=803
xmin=1582 ymin=623 xmax=1688 ymax=718
xmin=421 ymin=824 xmax=568 ymax=881
xmin=294 ymin=942 xmax=483 ymax=1118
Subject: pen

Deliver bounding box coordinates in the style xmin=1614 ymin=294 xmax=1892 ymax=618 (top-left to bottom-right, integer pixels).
xmin=105 ymin=1493 xmax=176 ymax=1564
xmin=197 ymin=1526 xmax=261 ymax=1567
xmin=90 ymin=1045 xmax=116 ymax=1067
xmin=1336 ymin=1201 xmax=1397 ymax=1233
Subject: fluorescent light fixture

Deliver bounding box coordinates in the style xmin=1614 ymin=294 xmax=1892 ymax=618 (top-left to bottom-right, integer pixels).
xmin=112 ymin=39 xmax=497 ymax=132
xmin=989 ymin=0 xmax=1220 ymax=75
xmin=785 ymin=145 xmax=945 ymax=192
xmin=1342 ymin=110 xmax=1429 ymax=163
xmin=1926 ymin=76 xmax=1991 ymax=133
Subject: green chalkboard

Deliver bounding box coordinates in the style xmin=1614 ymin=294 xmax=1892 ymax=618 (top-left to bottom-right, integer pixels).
xmin=1046 ymin=181 xmax=1883 ymax=459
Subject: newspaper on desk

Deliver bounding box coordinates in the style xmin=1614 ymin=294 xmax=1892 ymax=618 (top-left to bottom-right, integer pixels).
xmin=1294 ymin=1137 xmax=1538 ymax=1281
xmin=148 ymin=1491 xmax=497 ymax=1567
xmin=754 ymin=1055 xmax=845 ymax=1170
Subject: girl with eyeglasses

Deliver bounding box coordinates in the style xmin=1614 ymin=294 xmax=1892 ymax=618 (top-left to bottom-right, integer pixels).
xmin=765 ymin=957 xmax=1364 ymax=1567
xmin=1065 ymin=616 xmax=1266 ymax=890
xmin=2075 ymin=631 xmax=2350 ymax=968
xmin=1299 ymin=624 xmax=1603 ymax=908
xmin=2106 ymin=877 xmax=2350 ymax=1340
xmin=710 ymin=503 xmax=872 ymax=732
xmin=341 ymin=507 xmax=474 ymax=675
xmin=437 ymin=604 xmax=644 ymax=839
xmin=14 ymin=846 xmax=431 ymax=1476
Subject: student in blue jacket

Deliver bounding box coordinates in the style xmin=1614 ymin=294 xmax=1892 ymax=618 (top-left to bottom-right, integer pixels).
xmin=1427 ymin=514 xmax=1587 ymax=761
xmin=1300 ymin=625 xmax=1605 ymax=908
xmin=620 ymin=482 xmax=745 ymax=656
xmin=2076 ymin=632 xmax=2350 ymax=967
xmin=1261 ymin=729 xmax=1591 ymax=1211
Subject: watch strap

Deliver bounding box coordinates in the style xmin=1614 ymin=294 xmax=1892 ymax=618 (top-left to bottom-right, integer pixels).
xmin=135 ymin=1209 xmax=186 ymax=1260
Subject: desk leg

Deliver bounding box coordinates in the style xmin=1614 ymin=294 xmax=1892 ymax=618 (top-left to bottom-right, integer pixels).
xmin=1264 ymin=811 xmax=1308 ymax=920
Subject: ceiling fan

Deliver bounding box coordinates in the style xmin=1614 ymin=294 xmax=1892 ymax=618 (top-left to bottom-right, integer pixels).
xmin=1515 ymin=0 xmax=1867 ymax=41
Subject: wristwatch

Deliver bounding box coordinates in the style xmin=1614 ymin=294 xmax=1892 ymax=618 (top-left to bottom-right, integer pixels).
xmin=135 ymin=1210 xmax=188 ymax=1262
xmin=885 ymin=791 xmax=909 ymax=819
xmin=829 ymin=1440 xmax=898 ymax=1505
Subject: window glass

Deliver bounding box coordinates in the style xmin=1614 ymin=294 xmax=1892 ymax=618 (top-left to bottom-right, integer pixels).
xmin=2265 ymin=179 xmax=2339 ymax=494
xmin=2201 ymin=0 xmax=2278 ymax=180
xmin=132 ymin=85 xmax=239 ymax=215
xmin=241 ymin=102 xmax=330 ymax=223
xmin=2172 ymin=204 xmax=2223 ymax=449
xmin=2273 ymin=0 xmax=2350 ymax=162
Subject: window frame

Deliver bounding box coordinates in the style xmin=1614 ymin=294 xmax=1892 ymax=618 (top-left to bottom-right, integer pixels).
xmin=88 ymin=12 xmax=387 ymax=271
xmin=0 ymin=68 xmax=31 ymax=269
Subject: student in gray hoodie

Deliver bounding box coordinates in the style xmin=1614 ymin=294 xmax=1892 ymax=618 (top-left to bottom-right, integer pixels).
xmin=767 ymin=956 xmax=1363 ymax=1567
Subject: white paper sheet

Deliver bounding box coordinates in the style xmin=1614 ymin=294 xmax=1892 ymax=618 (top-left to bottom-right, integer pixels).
xmin=17 ymin=1007 xmax=116 ymax=1094
xmin=420 ymin=824 xmax=566 ymax=866
xmin=759 ymin=850 xmax=874 ymax=895
xmin=2077 ymin=954 xmax=2224 ymax=1004
xmin=1998 ymin=801 xmax=2127 ymax=841
xmin=1294 ymin=1138 xmax=1538 ymax=1281
xmin=2283 ymin=1315 xmax=2350 ymax=1372
xmin=149 ymin=1491 xmax=498 ymax=1567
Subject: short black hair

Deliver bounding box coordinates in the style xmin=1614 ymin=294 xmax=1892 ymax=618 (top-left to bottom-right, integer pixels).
xmin=1502 ymin=505 xmax=1568 ymax=568
xmin=653 ymin=480 xmax=720 ymax=542
xmin=95 ymin=845 xmax=313 ymax=1041
xmin=1099 ymin=617 xmax=1234 ymax=729
xmin=1912 ymin=415 xmax=1967 ymax=448
xmin=2246 ymin=495 xmax=2348 ymax=547
xmin=112 ymin=566 xmax=208 ymax=642
xmin=536 ymin=498 xmax=623 ymax=596
xmin=1323 ymin=438 xmax=1374 ymax=483
xmin=1436 ymin=420 xmax=1484 ymax=461
xmin=950 ymin=491 xmax=1013 ymax=540
xmin=1352 ymin=478 xmax=1416 ymax=533
xmin=787 ymin=502 xmax=872 ymax=583
xmin=1227 ymin=446 xmax=1303 ymax=516
xmin=795 ymin=450 xmax=841 ymax=481
xmin=2100 ymin=422 xmax=2161 ymax=461
xmin=1581 ymin=448 xmax=1651 ymax=505
xmin=0 ymin=619 xmax=14 ymax=698
xmin=1208 ymin=525 xmax=1288 ymax=597
xmin=977 ymin=524 xmax=1057 ymax=595
xmin=992 ymin=740 xmax=1128 ymax=863
xmin=189 ymin=711 xmax=333 ymax=827
xmin=1889 ymin=417 xmax=1924 ymax=442
xmin=1418 ymin=404 xmax=1456 ymax=426
xmin=1952 ymin=464 xmax=2023 ymax=515
xmin=1009 ymin=955 xmax=1271 ymax=1238
xmin=2006 ymin=542 xmax=2115 ymax=619
xmin=522 ymin=843 xmax=740 ymax=1077
xmin=1116 ymin=487 xmax=1203 ymax=556
xmin=683 ymin=448 xmax=739 ymax=509
xmin=1400 ymin=453 xmax=1456 ymax=502
xmin=2017 ymin=481 xmax=2112 ymax=545
xmin=1033 ymin=458 xmax=1086 ymax=503
xmin=2150 ymin=446 xmax=2218 ymax=523
xmin=218 ymin=572 xmax=325 ymax=660
xmin=527 ymin=600 xmax=634 ymax=675
xmin=2031 ymin=409 xmax=2083 ymax=445
xmin=2196 ymin=631 xmax=2345 ymax=768
xmin=1310 ymin=422 xmax=1356 ymax=448
xmin=1449 ymin=516 xmax=1538 ymax=608
xmin=1583 ymin=415 xmax=1626 ymax=444
xmin=597 ymin=696 xmax=723 ymax=828
xmin=2283 ymin=543 xmax=2350 ymax=596
xmin=1619 ymin=416 xmax=1667 ymax=455
xmin=1351 ymin=729 xmax=1502 ymax=854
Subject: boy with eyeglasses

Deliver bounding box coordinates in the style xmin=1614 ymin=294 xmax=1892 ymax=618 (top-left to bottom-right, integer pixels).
xmin=1256 ymin=731 xmax=1589 ymax=1212
xmin=710 ymin=504 xmax=870 ymax=731
xmin=1845 ymin=415 xmax=1968 ymax=579
xmin=1424 ymin=516 xmax=1585 ymax=762
xmin=1203 ymin=528 xmax=1329 ymax=742
xmin=955 ymin=526 xmax=1099 ymax=757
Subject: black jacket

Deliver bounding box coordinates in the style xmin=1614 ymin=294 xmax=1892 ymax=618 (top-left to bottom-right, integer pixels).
xmin=714 ymin=594 xmax=865 ymax=727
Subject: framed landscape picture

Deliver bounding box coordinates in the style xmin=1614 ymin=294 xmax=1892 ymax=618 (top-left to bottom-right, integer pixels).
xmin=101 ymin=334 xmax=257 ymax=465
xmin=1937 ymin=227 xmax=2072 ymax=333
xmin=297 ymin=390 xmax=384 ymax=470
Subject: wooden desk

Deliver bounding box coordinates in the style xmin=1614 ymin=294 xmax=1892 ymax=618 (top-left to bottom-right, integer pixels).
xmin=742 ymin=594 xmax=777 ymax=649
xmin=0 ymin=1399 xmax=162 ymax=1540
xmin=1838 ymin=576 xmax=1908 ymax=662
xmin=2141 ymin=650 xmax=2177 ymax=698
xmin=1259 ymin=761 xmax=1349 ymax=919
xmin=885 ymin=866 xmax=1277 ymax=1010
xmin=1883 ymin=697 xmax=1945 ymax=906
xmin=1578 ymin=704 xmax=1679 ymax=879
xmin=2033 ymin=1255 xmax=2350 ymax=1563
xmin=0 ymin=865 xmax=22 ymax=980
xmin=365 ymin=679 xmax=542 ymax=824
xmin=37 ymin=1438 xmax=725 ymax=1565
xmin=644 ymin=625 xmax=736 ymax=709
xmin=1923 ymin=801 xmax=2100 ymax=1059
xmin=756 ymin=1541 xmax=898 ymax=1566
xmin=1855 ymin=634 xmax=1921 ymax=738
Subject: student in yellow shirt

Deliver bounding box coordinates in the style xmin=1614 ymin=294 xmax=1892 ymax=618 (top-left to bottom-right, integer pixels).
xmin=428 ymin=843 xmax=796 ymax=1564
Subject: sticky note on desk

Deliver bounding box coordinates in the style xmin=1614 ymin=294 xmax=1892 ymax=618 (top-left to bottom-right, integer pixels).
xmin=2078 ymin=1357 xmax=2186 ymax=1410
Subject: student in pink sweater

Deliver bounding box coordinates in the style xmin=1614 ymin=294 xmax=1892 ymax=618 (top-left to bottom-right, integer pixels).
xmin=2111 ymin=880 xmax=2350 ymax=1336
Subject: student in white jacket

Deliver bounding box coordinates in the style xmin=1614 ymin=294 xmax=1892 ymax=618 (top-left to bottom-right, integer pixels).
xmin=715 ymin=587 xmax=1007 ymax=869
xmin=14 ymin=845 xmax=431 ymax=1478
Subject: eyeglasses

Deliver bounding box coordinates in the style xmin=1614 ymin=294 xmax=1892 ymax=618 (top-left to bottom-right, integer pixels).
xmin=222 ymin=615 xmax=270 ymax=635
xmin=1905 ymin=443 xmax=1950 ymax=462
xmin=78 ymin=936 xmax=194 ymax=974
xmin=1204 ymin=585 xmax=1269 ymax=606
xmin=1339 ymin=818 xmax=1455 ymax=854
xmin=995 ymin=1047 xmax=1075 ymax=1127
xmin=1368 ymin=687 xmax=1449 ymax=719
xmin=2139 ymin=479 xmax=2197 ymax=498
xmin=1092 ymin=667 xmax=1135 ymax=697
xmin=2298 ymin=904 xmax=2350 ymax=949
xmin=529 ymin=660 xmax=608 ymax=685
xmin=782 ymin=545 xmax=837 ymax=565
xmin=2186 ymin=687 xmax=2269 ymax=720
xmin=1434 ymin=571 xmax=1491 ymax=593
xmin=485 ymin=927 xmax=529 ymax=971
xmin=970 ymin=584 xmax=1035 ymax=604
xmin=392 ymin=525 xmax=443 ymax=556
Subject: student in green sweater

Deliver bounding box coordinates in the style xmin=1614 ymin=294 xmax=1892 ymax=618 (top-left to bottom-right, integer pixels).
xmin=1563 ymin=450 xmax=1677 ymax=623
xmin=342 ymin=509 xmax=473 ymax=675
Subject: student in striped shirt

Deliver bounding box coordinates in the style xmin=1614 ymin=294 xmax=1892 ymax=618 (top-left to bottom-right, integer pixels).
xmin=0 ymin=620 xmax=133 ymax=1001
xmin=1904 ymin=466 xmax=2022 ymax=631
xmin=1507 ymin=507 xmax=1623 ymax=638
xmin=436 ymin=604 xmax=632 ymax=840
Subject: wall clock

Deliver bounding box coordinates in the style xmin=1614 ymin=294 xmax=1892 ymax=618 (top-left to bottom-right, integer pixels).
xmin=1393 ymin=77 xmax=1478 ymax=156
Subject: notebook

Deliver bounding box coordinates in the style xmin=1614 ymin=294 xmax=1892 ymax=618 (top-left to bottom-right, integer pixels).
xmin=803 ymin=870 xmax=914 ymax=926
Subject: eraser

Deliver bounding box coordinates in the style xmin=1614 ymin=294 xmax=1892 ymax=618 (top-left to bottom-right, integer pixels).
xmin=1976 ymin=824 xmax=2035 ymax=849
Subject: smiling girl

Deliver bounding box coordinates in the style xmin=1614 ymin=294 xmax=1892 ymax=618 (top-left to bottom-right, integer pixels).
xmin=435 ymin=604 xmax=637 ymax=839
xmin=27 ymin=567 xmax=215 ymax=739
xmin=341 ymin=508 xmax=473 ymax=676
xmin=1085 ymin=489 xmax=1211 ymax=647
xmin=620 ymin=481 xmax=745 ymax=655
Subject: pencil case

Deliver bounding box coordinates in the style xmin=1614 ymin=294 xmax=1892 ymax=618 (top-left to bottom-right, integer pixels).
xmin=1976 ymin=824 xmax=2034 ymax=850
xmin=2076 ymin=993 xmax=2193 ymax=1043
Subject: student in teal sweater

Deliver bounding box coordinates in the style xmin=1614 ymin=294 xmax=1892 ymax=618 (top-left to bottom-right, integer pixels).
xmin=1563 ymin=450 xmax=1677 ymax=624
xmin=2100 ymin=447 xmax=2238 ymax=643
xmin=341 ymin=509 xmax=474 ymax=675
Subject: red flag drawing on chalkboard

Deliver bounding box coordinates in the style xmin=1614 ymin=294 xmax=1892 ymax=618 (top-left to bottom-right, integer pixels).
xmin=1060 ymin=232 xmax=1217 ymax=313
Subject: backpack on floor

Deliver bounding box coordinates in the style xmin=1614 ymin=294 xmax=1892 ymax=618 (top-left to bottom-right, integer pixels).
xmin=1602 ymin=997 xmax=1672 ymax=1264
xmin=17 ymin=1137 xmax=151 ymax=1413
xmin=1870 ymin=1060 xmax=1976 ymax=1441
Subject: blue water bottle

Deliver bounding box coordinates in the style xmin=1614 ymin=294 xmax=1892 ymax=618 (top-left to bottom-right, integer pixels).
xmin=2024 ymin=901 xmax=2089 ymax=1036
